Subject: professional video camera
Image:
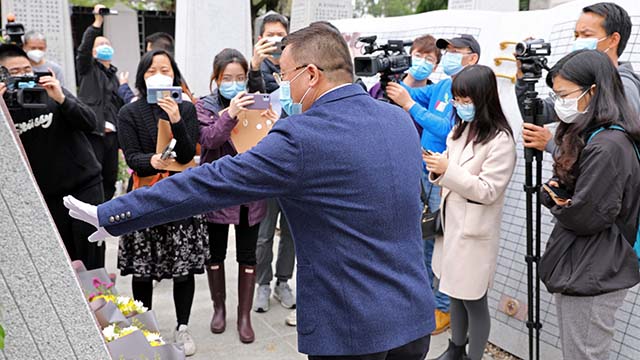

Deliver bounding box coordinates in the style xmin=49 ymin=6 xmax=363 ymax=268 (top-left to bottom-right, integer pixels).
xmin=354 ymin=35 xmax=412 ymax=103
xmin=514 ymin=39 xmax=551 ymax=82
xmin=2 ymin=14 xmax=26 ymax=47
xmin=0 ymin=67 xmax=48 ymax=109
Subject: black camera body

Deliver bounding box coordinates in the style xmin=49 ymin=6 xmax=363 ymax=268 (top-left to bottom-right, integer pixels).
xmin=354 ymin=36 xmax=412 ymax=77
xmin=1 ymin=71 xmax=48 ymax=109
xmin=515 ymin=39 xmax=551 ymax=82
xmin=354 ymin=36 xmax=412 ymax=104
xmin=2 ymin=16 xmax=25 ymax=46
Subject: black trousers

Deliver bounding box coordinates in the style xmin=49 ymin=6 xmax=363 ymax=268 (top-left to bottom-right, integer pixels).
xmin=89 ymin=132 xmax=119 ymax=201
xmin=132 ymin=275 xmax=195 ymax=327
xmin=308 ymin=335 xmax=430 ymax=360
xmin=207 ymin=206 xmax=260 ymax=265
xmin=44 ymin=180 xmax=105 ymax=270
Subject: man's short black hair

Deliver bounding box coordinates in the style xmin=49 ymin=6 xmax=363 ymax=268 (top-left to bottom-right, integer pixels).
xmin=583 ymin=2 xmax=632 ymax=56
xmin=0 ymin=44 xmax=29 ymax=63
xmin=260 ymin=13 xmax=289 ymax=36
xmin=145 ymin=32 xmax=175 ymax=55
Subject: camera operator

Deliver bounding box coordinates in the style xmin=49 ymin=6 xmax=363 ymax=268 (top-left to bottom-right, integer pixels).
xmin=0 ymin=44 xmax=104 ymax=269
xmin=519 ymin=2 xmax=640 ymax=153
xmin=384 ymin=34 xmax=480 ymax=336
xmin=22 ymin=30 xmax=65 ymax=86
xmin=76 ymin=3 xmax=125 ymax=201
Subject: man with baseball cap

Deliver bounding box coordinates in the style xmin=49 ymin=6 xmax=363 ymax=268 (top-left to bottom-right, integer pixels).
xmin=385 ymin=34 xmax=480 ymax=337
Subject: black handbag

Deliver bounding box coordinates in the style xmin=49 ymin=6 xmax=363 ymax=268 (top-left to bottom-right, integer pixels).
xmin=421 ymin=180 xmax=442 ymax=240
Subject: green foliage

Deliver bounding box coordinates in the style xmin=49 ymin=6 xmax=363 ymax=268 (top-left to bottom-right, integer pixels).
xmin=416 ymin=0 xmax=448 ymax=13
xmin=68 ymin=0 xmax=175 ymax=12
xmin=0 ymin=323 xmax=5 ymax=350
xmin=354 ymin=0 xmax=447 ymax=18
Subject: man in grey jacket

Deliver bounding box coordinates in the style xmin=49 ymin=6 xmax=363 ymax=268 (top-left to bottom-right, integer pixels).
xmin=519 ymin=2 xmax=640 ymax=153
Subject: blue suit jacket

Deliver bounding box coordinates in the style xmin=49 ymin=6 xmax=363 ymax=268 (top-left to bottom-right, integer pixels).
xmin=99 ymin=84 xmax=436 ymax=355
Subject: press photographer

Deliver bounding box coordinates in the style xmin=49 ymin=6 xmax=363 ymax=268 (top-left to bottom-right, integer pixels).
xmin=0 ymin=44 xmax=105 ymax=270
xmin=518 ymin=2 xmax=640 ymax=153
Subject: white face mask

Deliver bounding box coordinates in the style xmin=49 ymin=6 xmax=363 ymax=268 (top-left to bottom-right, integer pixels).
xmin=145 ymin=73 xmax=173 ymax=88
xmin=553 ymin=88 xmax=591 ymax=123
xmin=26 ymin=49 xmax=45 ymax=63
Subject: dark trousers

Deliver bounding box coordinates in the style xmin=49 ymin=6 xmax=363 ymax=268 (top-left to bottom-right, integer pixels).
xmin=44 ymin=180 xmax=105 ymax=270
xmin=308 ymin=335 xmax=430 ymax=360
xmin=89 ymin=132 xmax=119 ymax=201
xmin=207 ymin=206 xmax=260 ymax=265
xmin=132 ymin=275 xmax=195 ymax=327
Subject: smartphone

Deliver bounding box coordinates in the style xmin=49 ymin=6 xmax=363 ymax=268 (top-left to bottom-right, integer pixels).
xmin=245 ymin=93 xmax=271 ymax=110
xmin=98 ymin=8 xmax=119 ymax=15
xmin=147 ymin=86 xmax=183 ymax=104
xmin=542 ymin=183 xmax=571 ymax=200
xmin=161 ymin=139 xmax=177 ymax=160
xmin=34 ymin=71 xmax=53 ymax=79
xmin=422 ymin=148 xmax=434 ymax=156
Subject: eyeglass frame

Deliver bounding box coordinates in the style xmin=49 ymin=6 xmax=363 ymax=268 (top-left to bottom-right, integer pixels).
xmin=548 ymin=87 xmax=591 ymax=106
xmin=276 ymin=64 xmax=326 ymax=84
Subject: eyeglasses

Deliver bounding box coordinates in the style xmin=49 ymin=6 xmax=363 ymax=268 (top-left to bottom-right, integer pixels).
xmin=276 ymin=64 xmax=325 ymax=84
xmin=450 ymin=99 xmax=473 ymax=107
xmin=549 ymin=88 xmax=588 ymax=105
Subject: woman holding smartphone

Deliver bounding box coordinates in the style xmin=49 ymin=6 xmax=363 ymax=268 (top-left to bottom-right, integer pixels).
xmin=117 ymin=49 xmax=207 ymax=355
xmin=196 ymin=47 xmax=277 ymax=344
xmin=424 ymin=64 xmax=516 ymax=360
xmin=538 ymin=49 xmax=640 ymax=360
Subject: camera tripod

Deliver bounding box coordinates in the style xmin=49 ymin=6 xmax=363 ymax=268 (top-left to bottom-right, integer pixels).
xmin=521 ymin=80 xmax=544 ymax=360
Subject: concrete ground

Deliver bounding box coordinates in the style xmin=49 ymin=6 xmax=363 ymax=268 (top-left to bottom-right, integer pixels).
xmin=104 ymin=230 xmax=455 ymax=359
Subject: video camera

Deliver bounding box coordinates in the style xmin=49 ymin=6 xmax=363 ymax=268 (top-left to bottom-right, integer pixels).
xmin=514 ymin=39 xmax=551 ymax=82
xmin=354 ymin=36 xmax=412 ymax=77
xmin=354 ymin=36 xmax=412 ymax=103
xmin=0 ymin=67 xmax=48 ymax=109
xmin=2 ymin=14 xmax=25 ymax=47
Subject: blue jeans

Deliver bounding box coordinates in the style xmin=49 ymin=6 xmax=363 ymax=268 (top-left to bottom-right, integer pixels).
xmin=422 ymin=173 xmax=450 ymax=312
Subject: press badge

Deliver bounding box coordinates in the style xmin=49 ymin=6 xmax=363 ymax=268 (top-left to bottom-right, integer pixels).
xmin=435 ymin=100 xmax=447 ymax=112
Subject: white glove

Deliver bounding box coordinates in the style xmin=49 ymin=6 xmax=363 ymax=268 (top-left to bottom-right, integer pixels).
xmin=63 ymin=195 xmax=112 ymax=245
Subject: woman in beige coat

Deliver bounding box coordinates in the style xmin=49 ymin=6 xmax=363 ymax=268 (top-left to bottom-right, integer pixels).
xmin=425 ymin=65 xmax=516 ymax=360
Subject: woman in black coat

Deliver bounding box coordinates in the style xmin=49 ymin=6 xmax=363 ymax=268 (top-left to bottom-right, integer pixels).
xmin=539 ymin=49 xmax=640 ymax=360
xmin=116 ymin=49 xmax=207 ymax=356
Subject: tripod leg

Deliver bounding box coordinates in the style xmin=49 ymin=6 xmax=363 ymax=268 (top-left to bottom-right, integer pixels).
xmin=535 ymin=155 xmax=543 ymax=360
xmin=524 ymin=160 xmax=535 ymax=360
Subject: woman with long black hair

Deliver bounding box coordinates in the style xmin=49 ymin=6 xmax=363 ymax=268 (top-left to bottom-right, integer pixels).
xmin=116 ymin=49 xmax=208 ymax=356
xmin=538 ymin=49 xmax=640 ymax=360
xmin=424 ymin=64 xmax=516 ymax=360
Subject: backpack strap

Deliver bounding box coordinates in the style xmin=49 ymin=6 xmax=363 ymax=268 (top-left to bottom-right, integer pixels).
xmin=587 ymin=125 xmax=640 ymax=161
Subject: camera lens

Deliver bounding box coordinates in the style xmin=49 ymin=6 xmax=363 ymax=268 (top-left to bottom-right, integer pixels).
xmin=171 ymin=91 xmax=179 ymax=99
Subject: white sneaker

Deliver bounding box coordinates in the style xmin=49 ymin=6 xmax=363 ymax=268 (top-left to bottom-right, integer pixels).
xmin=285 ymin=310 xmax=296 ymax=327
xmin=175 ymin=324 xmax=196 ymax=356
xmin=274 ymin=281 xmax=296 ymax=309
xmin=253 ymin=284 xmax=271 ymax=313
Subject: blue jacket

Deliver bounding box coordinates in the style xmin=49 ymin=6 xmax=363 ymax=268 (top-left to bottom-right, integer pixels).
xmin=402 ymin=79 xmax=455 ymax=153
xmin=98 ymin=84 xmax=435 ymax=356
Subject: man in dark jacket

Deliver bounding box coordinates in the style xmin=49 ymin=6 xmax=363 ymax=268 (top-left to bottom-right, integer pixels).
xmin=0 ymin=44 xmax=105 ymax=269
xmin=519 ymin=2 xmax=640 ymax=153
xmin=76 ymin=3 xmax=124 ymax=201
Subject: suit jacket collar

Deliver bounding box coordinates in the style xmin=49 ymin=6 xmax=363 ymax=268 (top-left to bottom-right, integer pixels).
xmin=310 ymin=83 xmax=368 ymax=110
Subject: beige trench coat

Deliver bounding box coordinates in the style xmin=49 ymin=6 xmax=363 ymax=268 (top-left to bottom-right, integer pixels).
xmin=430 ymin=126 xmax=516 ymax=300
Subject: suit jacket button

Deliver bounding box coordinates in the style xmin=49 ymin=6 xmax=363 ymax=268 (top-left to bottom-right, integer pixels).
xmin=115 ymin=214 xmax=120 ymax=221
xmin=120 ymin=213 xmax=126 ymax=219
xmin=109 ymin=216 xmax=115 ymax=223
xmin=126 ymin=211 xmax=132 ymax=218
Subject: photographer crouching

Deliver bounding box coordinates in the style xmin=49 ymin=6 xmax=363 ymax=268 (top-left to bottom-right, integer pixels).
xmin=0 ymin=44 xmax=105 ymax=269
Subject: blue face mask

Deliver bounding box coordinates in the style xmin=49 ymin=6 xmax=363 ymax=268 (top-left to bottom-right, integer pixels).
xmin=279 ymin=68 xmax=310 ymax=115
xmin=572 ymin=37 xmax=606 ymax=52
xmin=441 ymin=53 xmax=464 ymax=76
xmin=219 ymin=81 xmax=247 ymax=99
xmin=95 ymin=45 xmax=114 ymax=61
xmin=456 ymin=103 xmax=475 ymax=122
xmin=408 ymin=57 xmax=435 ymax=81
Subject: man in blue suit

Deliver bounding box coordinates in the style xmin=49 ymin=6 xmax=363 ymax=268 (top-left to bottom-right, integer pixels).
xmin=65 ymin=25 xmax=435 ymax=359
